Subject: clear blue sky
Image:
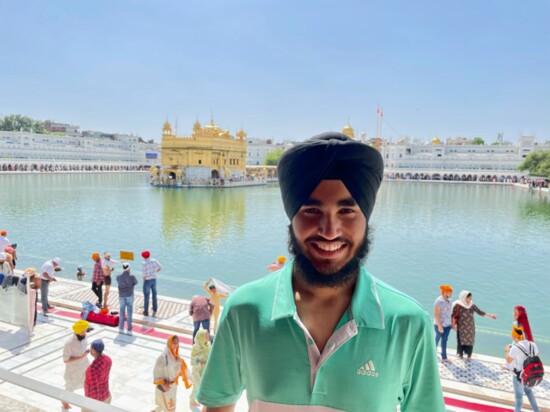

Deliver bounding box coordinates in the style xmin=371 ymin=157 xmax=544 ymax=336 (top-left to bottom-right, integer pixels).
xmin=1 ymin=1 xmax=549 ymax=142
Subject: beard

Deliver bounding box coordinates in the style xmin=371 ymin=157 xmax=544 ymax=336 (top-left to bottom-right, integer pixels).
xmin=76 ymin=334 xmax=86 ymax=341
xmin=287 ymin=224 xmax=373 ymax=288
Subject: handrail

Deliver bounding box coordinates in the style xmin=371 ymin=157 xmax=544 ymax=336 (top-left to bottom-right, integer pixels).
xmin=0 ymin=366 xmax=128 ymax=412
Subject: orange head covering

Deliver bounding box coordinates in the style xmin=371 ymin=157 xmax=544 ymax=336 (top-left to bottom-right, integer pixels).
xmin=440 ymin=285 xmax=453 ymax=294
xmin=512 ymin=326 xmax=525 ymax=341
xmin=165 ymin=335 xmax=191 ymax=389
xmin=277 ymin=256 xmax=286 ymax=264
xmin=168 ymin=335 xmax=179 ymax=358
xmin=91 ymin=252 xmax=100 ymax=261
xmin=0 ymin=230 xmax=6 ymax=236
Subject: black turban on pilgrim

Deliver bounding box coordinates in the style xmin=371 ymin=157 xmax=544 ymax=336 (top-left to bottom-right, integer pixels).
xmin=277 ymin=132 xmax=384 ymax=221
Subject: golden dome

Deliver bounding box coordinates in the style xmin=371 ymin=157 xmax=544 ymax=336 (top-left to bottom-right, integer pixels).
xmin=342 ymin=123 xmax=355 ymax=138
xmin=432 ymin=136 xmax=442 ymax=145
xmin=236 ymin=128 xmax=247 ymax=140
xmin=162 ymin=120 xmax=172 ymax=133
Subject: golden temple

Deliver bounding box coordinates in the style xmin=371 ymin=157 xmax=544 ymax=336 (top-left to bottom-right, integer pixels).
xmin=152 ymin=117 xmax=247 ymax=184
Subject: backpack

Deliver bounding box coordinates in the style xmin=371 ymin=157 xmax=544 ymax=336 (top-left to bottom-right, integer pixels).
xmin=514 ymin=341 xmax=544 ymax=387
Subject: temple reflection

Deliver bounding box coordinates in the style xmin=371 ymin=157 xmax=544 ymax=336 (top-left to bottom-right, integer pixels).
xmin=160 ymin=188 xmax=246 ymax=252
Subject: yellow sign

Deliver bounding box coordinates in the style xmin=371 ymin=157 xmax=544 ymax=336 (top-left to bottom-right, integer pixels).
xmin=119 ymin=251 xmax=134 ymax=261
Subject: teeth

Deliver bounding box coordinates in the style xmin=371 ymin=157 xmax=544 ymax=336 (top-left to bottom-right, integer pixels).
xmin=314 ymin=243 xmax=344 ymax=252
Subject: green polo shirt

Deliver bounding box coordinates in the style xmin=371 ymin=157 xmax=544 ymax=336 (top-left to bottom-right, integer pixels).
xmin=197 ymin=263 xmax=445 ymax=412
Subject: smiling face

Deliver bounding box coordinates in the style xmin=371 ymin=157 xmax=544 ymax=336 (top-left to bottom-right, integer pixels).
xmin=290 ymin=180 xmax=370 ymax=287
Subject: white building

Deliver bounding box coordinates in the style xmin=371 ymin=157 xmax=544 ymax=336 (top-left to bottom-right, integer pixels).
xmin=380 ymin=135 xmax=550 ymax=182
xmin=0 ymin=130 xmax=160 ymax=172
xmin=246 ymin=137 xmax=289 ymax=165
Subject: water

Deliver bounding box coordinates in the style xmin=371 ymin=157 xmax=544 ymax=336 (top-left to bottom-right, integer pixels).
xmin=1 ymin=173 xmax=549 ymax=358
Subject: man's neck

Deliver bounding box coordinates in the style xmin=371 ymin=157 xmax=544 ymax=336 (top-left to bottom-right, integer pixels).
xmin=292 ymin=270 xmax=357 ymax=301
xmin=292 ymin=268 xmax=357 ymax=352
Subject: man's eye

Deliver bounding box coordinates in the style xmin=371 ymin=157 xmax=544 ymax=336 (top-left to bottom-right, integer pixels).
xmin=339 ymin=208 xmax=355 ymax=214
xmin=303 ymin=208 xmax=320 ymax=214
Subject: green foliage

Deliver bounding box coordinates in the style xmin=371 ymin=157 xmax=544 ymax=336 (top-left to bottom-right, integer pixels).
xmin=518 ymin=150 xmax=550 ymax=179
xmin=471 ymin=137 xmax=485 ymax=145
xmin=0 ymin=114 xmax=45 ymax=133
xmin=263 ymin=148 xmax=284 ymax=166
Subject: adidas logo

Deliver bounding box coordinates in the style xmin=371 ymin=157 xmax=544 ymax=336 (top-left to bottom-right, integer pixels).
xmin=356 ymin=360 xmax=378 ymax=377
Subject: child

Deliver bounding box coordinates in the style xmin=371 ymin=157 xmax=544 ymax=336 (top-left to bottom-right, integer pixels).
xmin=76 ymin=265 xmax=86 ymax=281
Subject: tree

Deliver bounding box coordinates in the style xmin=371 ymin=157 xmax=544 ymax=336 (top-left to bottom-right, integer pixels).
xmin=518 ymin=150 xmax=550 ymax=179
xmin=31 ymin=120 xmax=46 ymax=134
xmin=471 ymin=137 xmax=485 ymax=145
xmin=263 ymin=148 xmax=284 ymax=166
xmin=0 ymin=114 xmax=45 ymax=133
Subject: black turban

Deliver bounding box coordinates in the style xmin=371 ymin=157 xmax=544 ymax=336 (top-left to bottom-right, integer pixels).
xmin=277 ymin=132 xmax=384 ymax=221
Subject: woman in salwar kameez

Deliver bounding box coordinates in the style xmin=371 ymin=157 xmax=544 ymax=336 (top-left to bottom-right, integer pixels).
xmin=153 ymin=335 xmax=191 ymax=412
xmin=452 ymin=290 xmax=497 ymax=361
xmin=189 ymin=328 xmax=211 ymax=408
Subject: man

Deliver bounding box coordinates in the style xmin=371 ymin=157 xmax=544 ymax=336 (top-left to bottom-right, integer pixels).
xmin=204 ymin=279 xmax=229 ymax=335
xmin=3 ymin=246 xmax=16 ymax=270
xmin=0 ymin=252 xmax=12 ymax=276
xmin=101 ymin=252 xmax=116 ymax=308
xmin=141 ymin=250 xmax=162 ymax=316
xmin=266 ymin=255 xmax=286 ymax=272
xmin=0 ymin=230 xmax=10 ymax=251
xmin=434 ymin=284 xmax=455 ymax=363
xmin=197 ymin=132 xmax=445 ymax=411
xmin=116 ymin=262 xmax=138 ymax=335
xmin=83 ymin=339 xmax=112 ymax=411
xmin=62 ymin=320 xmax=91 ymax=412
xmin=40 ymin=257 xmax=61 ymax=316
xmin=189 ymin=294 xmax=214 ymax=342
xmin=91 ymin=253 xmax=104 ymax=307
xmin=505 ymin=326 xmax=541 ymax=412
xmin=23 ymin=267 xmax=41 ymax=326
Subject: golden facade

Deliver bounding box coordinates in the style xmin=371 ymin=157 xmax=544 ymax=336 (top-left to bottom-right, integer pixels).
xmin=158 ymin=118 xmax=247 ymax=181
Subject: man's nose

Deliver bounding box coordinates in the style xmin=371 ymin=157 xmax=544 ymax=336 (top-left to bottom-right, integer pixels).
xmin=318 ymin=213 xmax=340 ymax=239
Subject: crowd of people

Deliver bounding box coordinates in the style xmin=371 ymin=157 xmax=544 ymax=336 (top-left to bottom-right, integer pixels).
xmin=434 ymin=285 xmax=541 ymax=411
xmin=59 ymin=319 xmax=207 ymax=412
xmin=0 ymin=230 xmax=232 ymax=410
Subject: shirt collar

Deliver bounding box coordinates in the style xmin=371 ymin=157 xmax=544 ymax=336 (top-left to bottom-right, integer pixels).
xmin=271 ymin=260 xmax=385 ymax=329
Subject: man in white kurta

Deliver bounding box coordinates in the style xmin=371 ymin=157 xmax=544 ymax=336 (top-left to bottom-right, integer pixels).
xmin=62 ymin=320 xmax=91 ymax=411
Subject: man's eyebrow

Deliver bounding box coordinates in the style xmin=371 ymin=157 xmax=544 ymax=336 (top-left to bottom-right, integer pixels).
xmin=337 ymin=197 xmax=357 ymax=207
xmin=301 ymin=197 xmax=357 ymax=207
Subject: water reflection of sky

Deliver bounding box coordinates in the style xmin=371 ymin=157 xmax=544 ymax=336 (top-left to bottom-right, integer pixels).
xmin=1 ymin=174 xmax=549 ymax=357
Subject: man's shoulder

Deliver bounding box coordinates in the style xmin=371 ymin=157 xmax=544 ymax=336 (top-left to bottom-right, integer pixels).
xmin=225 ymin=272 xmax=279 ymax=307
xmin=433 ymin=296 xmax=447 ymax=306
xmin=231 ymin=272 xmax=282 ymax=300
xmin=64 ymin=335 xmax=76 ymax=345
xmin=101 ymin=354 xmax=113 ymax=366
